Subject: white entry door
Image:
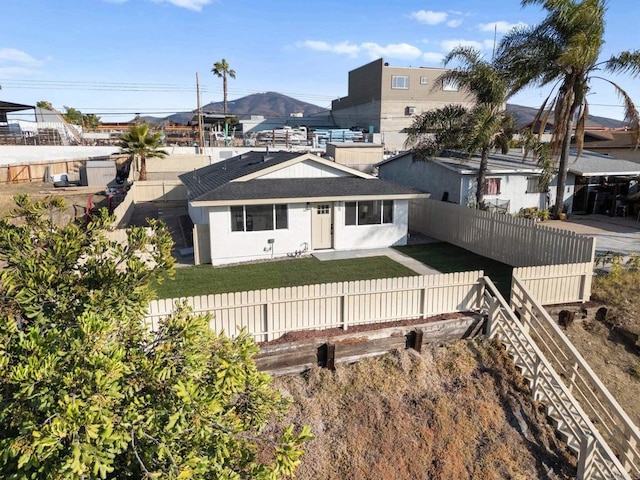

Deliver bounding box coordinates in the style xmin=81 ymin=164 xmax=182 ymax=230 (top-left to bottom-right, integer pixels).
xmin=311 ymin=202 xmax=333 ymax=249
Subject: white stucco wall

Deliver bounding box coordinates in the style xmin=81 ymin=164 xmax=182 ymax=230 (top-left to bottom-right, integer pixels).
xmin=206 ymin=199 xmax=409 ymax=265
xmin=0 ymin=146 xmax=120 ymax=165
xmin=463 ymin=174 xmax=548 ymax=213
xmin=209 ymin=203 xmax=312 ymax=266
xmin=378 ymin=155 xmax=460 ymax=201
xmin=188 ymin=203 xmax=209 ymax=225
xmin=332 ymin=200 xmax=409 ymax=250
xmin=260 ymin=160 xmax=350 ymax=179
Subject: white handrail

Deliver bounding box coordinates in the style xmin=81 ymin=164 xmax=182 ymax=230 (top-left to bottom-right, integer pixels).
xmin=511 ymin=275 xmax=640 ymax=477
xmin=482 ymin=276 xmax=631 ymax=480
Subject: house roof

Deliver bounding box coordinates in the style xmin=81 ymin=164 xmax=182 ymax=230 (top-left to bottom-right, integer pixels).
xmin=379 ymin=147 xmax=640 ymax=178
xmin=581 ymin=130 xmax=639 ymax=149
xmin=0 ymin=101 xmax=34 ymax=113
xmin=180 ymin=150 xmax=425 ymax=206
xmin=565 ymin=149 xmax=640 ymax=177
xmin=378 ymin=149 xmax=543 ymax=175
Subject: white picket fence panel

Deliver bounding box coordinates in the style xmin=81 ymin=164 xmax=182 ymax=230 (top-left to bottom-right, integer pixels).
xmin=513 ymin=262 xmax=594 ymax=305
xmin=147 ymin=271 xmax=484 ymax=341
xmin=410 ymin=199 xmax=596 ymax=267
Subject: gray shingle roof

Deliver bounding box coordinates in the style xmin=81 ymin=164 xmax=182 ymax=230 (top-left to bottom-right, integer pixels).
xmin=179 ymin=151 xmax=300 ymax=200
xmin=179 ymin=150 xmax=423 ymax=203
xmin=192 ymin=177 xmax=423 ymax=202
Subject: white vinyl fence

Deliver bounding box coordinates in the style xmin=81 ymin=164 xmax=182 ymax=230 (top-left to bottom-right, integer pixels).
xmin=410 ymin=199 xmax=596 ymax=267
xmin=513 ymin=262 xmax=593 ymax=305
xmin=146 ymin=271 xmax=484 ymax=341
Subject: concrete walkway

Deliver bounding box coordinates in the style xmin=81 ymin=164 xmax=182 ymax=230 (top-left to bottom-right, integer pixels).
xmin=545 ymin=214 xmax=640 ymax=255
xmin=312 ymin=247 xmax=440 ymax=276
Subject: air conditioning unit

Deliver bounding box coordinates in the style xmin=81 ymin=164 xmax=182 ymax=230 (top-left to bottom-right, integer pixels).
xmin=406 ymin=106 xmax=416 ymax=115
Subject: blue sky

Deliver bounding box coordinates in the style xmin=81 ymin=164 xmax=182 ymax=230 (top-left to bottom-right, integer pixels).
xmin=2 ymin=0 xmax=639 ymax=122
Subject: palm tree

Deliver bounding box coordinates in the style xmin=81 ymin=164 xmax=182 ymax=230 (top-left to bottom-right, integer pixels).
xmin=211 ymin=58 xmax=236 ymax=118
xmin=495 ymin=0 xmax=640 ymax=217
xmin=405 ymin=47 xmax=515 ymax=207
xmin=118 ymin=123 xmax=167 ymax=181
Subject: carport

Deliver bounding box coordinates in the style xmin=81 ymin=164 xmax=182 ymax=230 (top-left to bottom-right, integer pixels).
xmin=568 ymin=150 xmax=640 ymax=217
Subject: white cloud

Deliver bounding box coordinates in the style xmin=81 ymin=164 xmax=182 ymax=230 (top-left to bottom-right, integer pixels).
xmin=296 ymin=40 xmax=421 ymax=61
xmin=446 ymin=19 xmax=462 ymax=28
xmin=295 ymin=40 xmax=360 ymax=58
xmin=361 ymin=42 xmax=422 ymax=60
xmin=410 ymin=10 xmax=448 ymax=25
xmin=440 ymin=39 xmax=485 ymax=52
xmin=151 ymin=0 xmax=212 ymax=11
xmin=478 ymin=20 xmax=527 ymax=33
xmin=422 ymin=52 xmax=445 ymax=64
xmin=0 ymin=48 xmax=45 ymax=67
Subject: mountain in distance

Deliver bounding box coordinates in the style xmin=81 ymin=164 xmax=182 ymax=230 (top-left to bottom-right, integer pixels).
xmin=161 ymin=92 xmax=328 ymax=124
xmin=506 ymin=103 xmax=626 ymax=129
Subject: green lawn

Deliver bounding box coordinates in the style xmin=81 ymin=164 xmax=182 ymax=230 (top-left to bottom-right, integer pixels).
xmin=153 ymin=243 xmax=514 ymax=299
xmin=153 ymin=256 xmax=418 ymax=299
xmin=395 ymin=243 xmax=513 ymax=297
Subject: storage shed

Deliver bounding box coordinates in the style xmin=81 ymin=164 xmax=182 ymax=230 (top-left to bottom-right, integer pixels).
xmin=80 ymin=160 xmax=117 ymax=187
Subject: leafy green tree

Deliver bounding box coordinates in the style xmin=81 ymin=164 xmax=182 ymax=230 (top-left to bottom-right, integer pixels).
xmin=212 ymin=58 xmax=236 ymax=118
xmin=61 ymin=106 xmax=102 ymax=130
xmin=36 ymin=100 xmax=54 ymax=110
xmin=0 ymin=196 xmax=312 ymax=479
xmin=118 ymin=123 xmax=168 ymax=181
xmin=405 ymin=47 xmax=516 ymax=207
xmin=495 ymin=0 xmax=640 ymax=216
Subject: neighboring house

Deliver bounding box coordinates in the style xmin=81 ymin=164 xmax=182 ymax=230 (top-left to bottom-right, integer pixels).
xmin=325 ymin=142 xmax=384 ymax=174
xmin=179 ymin=150 xmax=428 ymax=266
xmin=378 ymin=149 xmax=549 ymax=214
xmin=378 ymin=148 xmax=640 ymax=215
xmin=330 ymin=58 xmax=476 ymax=152
xmin=579 ymin=130 xmax=640 ymax=164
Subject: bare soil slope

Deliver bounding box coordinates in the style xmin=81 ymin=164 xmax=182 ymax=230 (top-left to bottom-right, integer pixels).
xmin=267 ymin=339 xmax=576 ymax=480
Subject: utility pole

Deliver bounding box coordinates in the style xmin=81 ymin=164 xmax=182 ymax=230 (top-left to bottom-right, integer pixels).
xmin=196 ymin=72 xmax=205 ymax=154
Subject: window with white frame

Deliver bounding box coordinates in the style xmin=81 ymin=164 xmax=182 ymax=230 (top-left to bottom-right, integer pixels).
xmin=442 ymin=79 xmax=459 ymax=91
xmin=526 ymin=177 xmax=544 ymax=193
xmin=230 ymin=204 xmax=288 ymax=231
xmin=391 ymin=75 xmax=409 ymax=89
xmin=420 ymin=76 xmax=428 ymax=85
xmin=345 ymin=200 xmax=394 ymax=225
xmin=483 ymin=178 xmax=501 ymax=195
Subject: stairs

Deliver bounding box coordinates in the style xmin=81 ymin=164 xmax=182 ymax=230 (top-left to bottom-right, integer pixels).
xmin=482 ymin=281 xmax=633 ymax=480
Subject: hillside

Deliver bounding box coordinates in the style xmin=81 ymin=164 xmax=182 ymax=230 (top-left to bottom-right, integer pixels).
xmin=265 ymin=339 xmax=576 ymax=479
xmin=158 ymin=92 xmax=328 ymax=124
xmin=507 ymin=103 xmax=626 ymax=129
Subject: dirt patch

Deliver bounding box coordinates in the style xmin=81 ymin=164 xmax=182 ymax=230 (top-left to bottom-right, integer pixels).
xmin=0 ymin=182 xmax=108 ymax=223
xmin=265 ymin=339 xmax=576 ymax=479
xmin=563 ymin=317 xmax=640 ymax=426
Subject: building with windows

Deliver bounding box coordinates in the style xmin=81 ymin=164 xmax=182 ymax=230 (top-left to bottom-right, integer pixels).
xmin=179 ymin=150 xmax=427 ymax=265
xmin=330 ymin=58 xmax=476 ymax=151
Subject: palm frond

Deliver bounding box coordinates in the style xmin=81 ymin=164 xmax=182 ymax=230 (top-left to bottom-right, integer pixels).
xmin=604 ymin=51 xmax=640 ymax=76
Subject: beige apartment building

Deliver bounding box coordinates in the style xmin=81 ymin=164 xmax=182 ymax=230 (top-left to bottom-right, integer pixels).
xmin=331 ymin=58 xmax=476 ymax=151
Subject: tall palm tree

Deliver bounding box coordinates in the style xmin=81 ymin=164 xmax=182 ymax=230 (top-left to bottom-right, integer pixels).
xmin=405 ymin=47 xmax=515 ymax=207
xmin=495 ymin=0 xmax=640 ymax=216
xmin=118 ymin=123 xmax=167 ymax=181
xmin=211 ymin=58 xmax=236 ymax=118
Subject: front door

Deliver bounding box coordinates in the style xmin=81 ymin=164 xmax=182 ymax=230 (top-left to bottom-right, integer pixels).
xmin=311 ymin=202 xmax=333 ymax=249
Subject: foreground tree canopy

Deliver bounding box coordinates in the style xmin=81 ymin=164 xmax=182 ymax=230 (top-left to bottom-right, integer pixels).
xmin=0 ymin=195 xmax=311 ymax=479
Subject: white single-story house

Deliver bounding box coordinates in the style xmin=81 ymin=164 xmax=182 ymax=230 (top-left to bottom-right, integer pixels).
xmin=377 ymin=148 xmax=640 ymax=215
xmin=180 ymin=151 xmax=428 ymax=266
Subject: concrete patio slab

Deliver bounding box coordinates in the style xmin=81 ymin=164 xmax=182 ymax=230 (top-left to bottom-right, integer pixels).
xmin=312 ymin=247 xmax=441 ymax=276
